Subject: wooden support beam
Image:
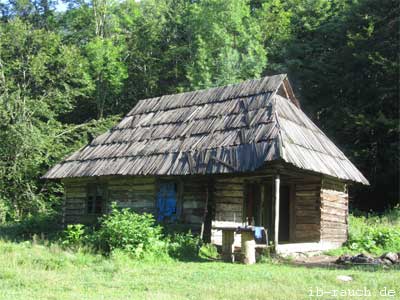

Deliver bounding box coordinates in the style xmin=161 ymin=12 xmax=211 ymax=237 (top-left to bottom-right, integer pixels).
xmin=259 ymin=184 xmax=265 ymax=226
xmin=274 ymin=174 xmax=280 ymax=246
xmin=200 ymin=181 xmax=209 ymax=241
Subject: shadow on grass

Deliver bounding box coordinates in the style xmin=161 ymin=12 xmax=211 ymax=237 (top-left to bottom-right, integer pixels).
xmin=0 ymin=213 xmax=63 ymax=242
xmin=278 ymin=258 xmax=400 ymax=272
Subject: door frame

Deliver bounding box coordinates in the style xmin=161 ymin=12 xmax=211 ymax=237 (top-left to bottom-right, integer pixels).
xmin=243 ymin=179 xmax=296 ymax=243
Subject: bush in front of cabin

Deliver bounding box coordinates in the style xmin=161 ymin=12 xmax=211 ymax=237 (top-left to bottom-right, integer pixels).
xmin=58 ymin=203 xmax=207 ymax=261
xmin=167 ymin=231 xmax=202 ymax=261
xmin=61 ymin=224 xmax=88 ymax=249
xmin=94 ymin=204 xmax=166 ymax=257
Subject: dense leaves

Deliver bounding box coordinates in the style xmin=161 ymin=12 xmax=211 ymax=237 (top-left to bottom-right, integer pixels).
xmin=95 ymin=204 xmax=164 ymax=255
xmin=0 ymin=0 xmax=398 ymax=220
xmin=346 ymin=208 xmax=400 ymax=255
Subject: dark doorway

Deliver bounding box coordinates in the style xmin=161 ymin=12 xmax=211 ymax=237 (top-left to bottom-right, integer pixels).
xmin=245 ymin=182 xmax=291 ymax=243
xmin=245 ymin=183 xmax=261 ymax=225
xmin=279 ymin=186 xmax=290 ymax=242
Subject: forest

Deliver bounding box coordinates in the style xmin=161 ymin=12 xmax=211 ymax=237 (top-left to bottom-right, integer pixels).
xmin=0 ymin=0 xmax=398 ymax=222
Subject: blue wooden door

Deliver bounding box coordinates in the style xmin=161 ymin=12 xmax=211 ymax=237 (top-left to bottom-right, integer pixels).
xmin=157 ymin=182 xmax=177 ymax=222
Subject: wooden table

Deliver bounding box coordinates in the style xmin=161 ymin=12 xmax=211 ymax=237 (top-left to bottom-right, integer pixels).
xmin=216 ymin=227 xmax=236 ymax=263
xmin=215 ymin=226 xmax=266 ymax=264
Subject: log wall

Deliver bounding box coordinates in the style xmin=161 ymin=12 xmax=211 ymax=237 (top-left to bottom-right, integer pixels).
xmin=62 ymin=176 xmax=208 ymax=230
xmin=63 ymin=176 xmax=156 ymax=225
xmin=294 ymin=181 xmax=321 ymax=242
xmin=320 ymin=177 xmax=348 ymax=243
xmin=62 ymin=172 xmax=349 ymax=246
xmin=211 ymin=177 xmax=245 ymax=245
xmin=63 ymin=178 xmax=95 ymax=224
xmin=107 ymin=177 xmax=156 ymax=213
xmin=181 ymin=177 xmax=208 ymax=230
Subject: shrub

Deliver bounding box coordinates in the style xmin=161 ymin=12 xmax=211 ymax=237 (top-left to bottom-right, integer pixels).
xmin=94 ymin=204 xmax=164 ymax=257
xmin=347 ymin=225 xmax=400 ymax=254
xmin=345 ymin=208 xmax=400 ymax=255
xmin=199 ymin=243 xmax=219 ymax=260
xmin=167 ymin=232 xmax=201 ymax=260
xmin=61 ymin=224 xmax=87 ymax=249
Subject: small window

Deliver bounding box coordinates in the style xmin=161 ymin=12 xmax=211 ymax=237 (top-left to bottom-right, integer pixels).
xmin=87 ymin=184 xmax=105 ymax=215
xmin=157 ymin=181 xmax=178 ymax=222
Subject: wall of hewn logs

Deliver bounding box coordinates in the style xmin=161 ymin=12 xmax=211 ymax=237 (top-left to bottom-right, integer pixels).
xmin=62 ymin=176 xmax=208 ymax=230
xmin=63 ymin=178 xmax=94 ymax=224
xmin=181 ymin=177 xmax=207 ymax=229
xmin=211 ymin=177 xmax=245 ymax=245
xmin=294 ymin=180 xmax=322 ymax=242
xmin=63 ymin=176 xmax=157 ymax=224
xmin=108 ymin=177 xmax=156 ymax=213
xmin=320 ymin=177 xmax=348 ymax=243
xmin=62 ymin=173 xmax=349 ymax=246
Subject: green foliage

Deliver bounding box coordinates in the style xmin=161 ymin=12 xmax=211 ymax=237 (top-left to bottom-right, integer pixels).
xmin=345 ymin=208 xmax=400 ymax=254
xmin=85 ymin=36 xmax=127 ymax=118
xmin=0 ymin=18 xmax=94 ymax=220
xmin=282 ymin=0 xmax=399 ymax=210
xmin=187 ymin=0 xmax=267 ymax=88
xmin=61 ymin=224 xmax=87 ymax=249
xmin=94 ymin=204 xmax=165 ymax=257
xmin=56 ymin=207 xmax=205 ymax=261
xmin=54 ymin=206 xmax=206 ymax=261
xmin=328 ymin=207 xmax=400 ymax=256
xmin=199 ymin=243 xmax=219 ymax=260
xmin=0 ymin=212 xmax=61 ymax=241
xmin=167 ymin=232 xmax=202 ymax=261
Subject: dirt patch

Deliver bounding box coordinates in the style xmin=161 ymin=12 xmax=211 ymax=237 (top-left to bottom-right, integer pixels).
xmin=290 ymin=254 xmax=339 ymax=267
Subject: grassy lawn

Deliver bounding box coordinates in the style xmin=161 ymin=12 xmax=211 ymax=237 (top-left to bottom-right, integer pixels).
xmin=0 ymin=240 xmax=398 ymax=300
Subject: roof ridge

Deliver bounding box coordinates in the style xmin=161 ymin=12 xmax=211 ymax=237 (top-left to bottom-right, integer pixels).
xmin=128 ymin=74 xmax=287 ymax=115
xmin=148 ymin=74 xmax=287 ymax=102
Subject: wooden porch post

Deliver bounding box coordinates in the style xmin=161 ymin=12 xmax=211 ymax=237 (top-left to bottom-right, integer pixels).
xmin=274 ymin=174 xmax=280 ymax=246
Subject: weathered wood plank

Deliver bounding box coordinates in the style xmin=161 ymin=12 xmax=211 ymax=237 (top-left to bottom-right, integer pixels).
xmin=296 ymin=224 xmax=320 ymax=231
xmin=183 ymin=200 xmax=205 ymax=209
xmin=295 ymin=216 xmax=320 ymax=224
xmin=296 ymin=191 xmax=320 ymax=197
xmin=321 ymin=207 xmax=347 ymax=216
xmin=215 ymin=203 xmax=242 ymax=211
xmin=214 ymin=198 xmax=243 ymax=205
xmin=214 ymin=184 xmax=244 ymax=191
xmin=321 ymin=213 xmax=347 ymax=224
xmin=321 ymin=201 xmax=347 ymax=211
xmin=214 ymin=190 xmax=244 ymax=198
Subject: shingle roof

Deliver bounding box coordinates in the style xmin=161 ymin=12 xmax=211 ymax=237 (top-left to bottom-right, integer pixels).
xmin=43 ymin=74 xmax=368 ymax=184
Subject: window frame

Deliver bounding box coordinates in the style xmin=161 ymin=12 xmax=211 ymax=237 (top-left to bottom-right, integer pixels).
xmin=86 ymin=183 xmax=106 ymax=215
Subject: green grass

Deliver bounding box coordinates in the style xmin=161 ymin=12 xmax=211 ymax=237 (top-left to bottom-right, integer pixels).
xmin=0 ymin=240 xmax=398 ymax=300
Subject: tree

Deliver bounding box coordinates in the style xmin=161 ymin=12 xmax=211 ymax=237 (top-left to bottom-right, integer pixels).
xmin=59 ymin=0 xmax=127 ymax=119
xmin=186 ymin=0 xmax=267 ymax=89
xmin=281 ymin=0 xmax=399 ymax=210
xmin=0 ymin=18 xmax=93 ymax=219
xmin=87 ymin=0 xmax=127 ymax=118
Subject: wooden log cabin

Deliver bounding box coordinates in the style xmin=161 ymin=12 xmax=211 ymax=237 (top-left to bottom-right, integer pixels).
xmin=43 ymin=74 xmax=368 ymax=254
